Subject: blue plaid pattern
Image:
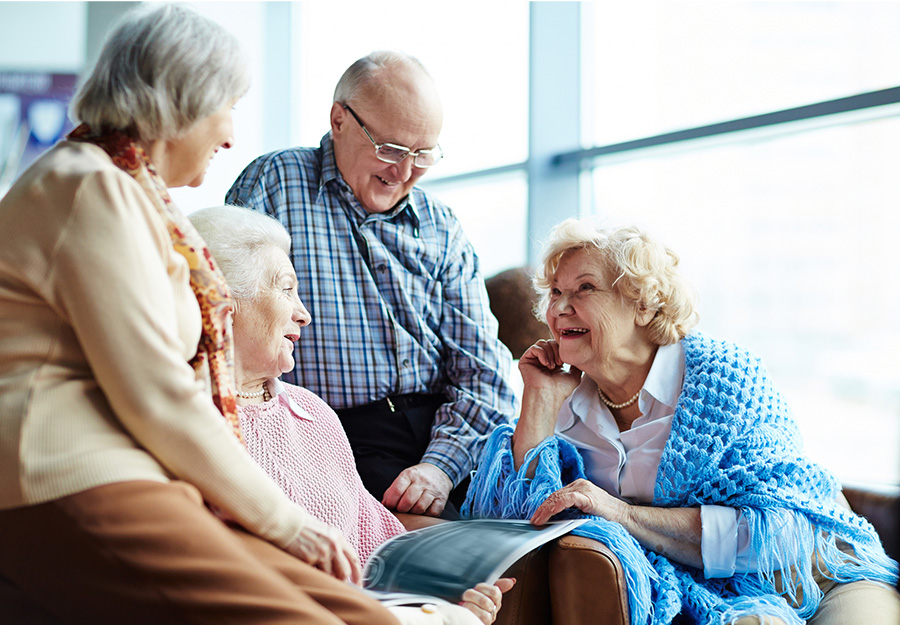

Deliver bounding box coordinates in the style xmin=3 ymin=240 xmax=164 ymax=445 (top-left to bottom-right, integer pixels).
xmin=225 ymin=134 xmax=517 ymax=484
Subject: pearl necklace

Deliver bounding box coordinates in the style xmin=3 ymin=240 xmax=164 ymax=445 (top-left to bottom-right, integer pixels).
xmin=597 ymin=386 xmax=641 ymax=410
xmin=237 ymin=386 xmax=272 ymax=401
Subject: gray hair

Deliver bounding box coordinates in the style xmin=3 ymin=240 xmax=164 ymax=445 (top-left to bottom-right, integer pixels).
xmin=534 ymin=219 xmax=699 ymax=346
xmin=333 ymin=50 xmax=431 ymax=103
xmin=70 ymin=4 xmax=250 ymax=141
xmin=189 ymin=205 xmax=291 ymax=301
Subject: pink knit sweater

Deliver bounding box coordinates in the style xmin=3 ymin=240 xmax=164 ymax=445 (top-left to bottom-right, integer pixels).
xmin=238 ymin=382 xmax=405 ymax=564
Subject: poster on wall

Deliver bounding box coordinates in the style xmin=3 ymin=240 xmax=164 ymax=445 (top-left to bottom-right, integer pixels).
xmin=0 ymin=72 xmax=78 ymax=196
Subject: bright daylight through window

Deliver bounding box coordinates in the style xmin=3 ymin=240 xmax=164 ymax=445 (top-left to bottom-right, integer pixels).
xmin=585 ymin=2 xmax=900 ymax=487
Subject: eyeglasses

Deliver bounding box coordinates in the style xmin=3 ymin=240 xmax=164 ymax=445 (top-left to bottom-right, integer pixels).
xmin=341 ymin=104 xmax=443 ymax=168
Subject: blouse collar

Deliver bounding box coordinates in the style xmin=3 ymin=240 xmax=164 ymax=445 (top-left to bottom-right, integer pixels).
xmin=266 ymin=378 xmax=316 ymax=422
xmin=558 ymin=341 xmax=685 ymax=433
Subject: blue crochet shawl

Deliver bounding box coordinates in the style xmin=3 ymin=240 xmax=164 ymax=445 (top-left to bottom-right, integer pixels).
xmin=463 ymin=333 xmax=897 ymax=625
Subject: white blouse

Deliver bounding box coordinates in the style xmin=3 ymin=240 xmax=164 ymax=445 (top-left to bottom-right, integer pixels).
xmin=554 ymin=342 xmax=790 ymax=578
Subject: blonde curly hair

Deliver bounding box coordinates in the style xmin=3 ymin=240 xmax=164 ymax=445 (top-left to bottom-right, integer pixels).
xmin=533 ymin=219 xmax=699 ymax=345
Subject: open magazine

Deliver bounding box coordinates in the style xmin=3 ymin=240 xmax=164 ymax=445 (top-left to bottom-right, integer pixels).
xmin=362 ymin=518 xmax=586 ymax=606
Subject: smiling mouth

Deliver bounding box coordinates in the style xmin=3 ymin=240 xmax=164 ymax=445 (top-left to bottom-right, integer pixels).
xmin=284 ymin=334 xmax=300 ymax=342
xmin=376 ymin=176 xmax=399 ymax=187
xmin=560 ymin=328 xmax=589 ymax=336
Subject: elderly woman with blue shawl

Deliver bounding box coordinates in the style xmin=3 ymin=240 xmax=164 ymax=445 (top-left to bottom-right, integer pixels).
xmin=463 ymin=219 xmax=899 ymax=625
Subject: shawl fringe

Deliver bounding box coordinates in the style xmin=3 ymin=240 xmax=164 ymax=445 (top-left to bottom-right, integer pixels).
xmin=464 ymin=336 xmax=899 ymax=625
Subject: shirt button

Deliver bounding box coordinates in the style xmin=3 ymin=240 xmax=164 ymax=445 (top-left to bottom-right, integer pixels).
xmin=402 ymin=359 xmax=410 ymax=367
xmin=377 ymin=264 xmax=386 ymax=272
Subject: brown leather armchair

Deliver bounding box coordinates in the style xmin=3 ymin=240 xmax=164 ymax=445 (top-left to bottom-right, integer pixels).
xmin=843 ymin=485 xmax=899 ymax=562
xmin=496 ymin=534 xmax=630 ymax=625
xmin=484 ymin=267 xmax=549 ymax=360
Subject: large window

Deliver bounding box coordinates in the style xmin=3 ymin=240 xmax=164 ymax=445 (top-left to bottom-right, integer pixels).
xmin=293 ymin=3 xmax=529 ymax=177
xmin=585 ymin=2 xmax=900 ymax=146
xmin=292 ymin=3 xmax=530 ymax=277
xmin=584 ymin=2 xmax=900 ymax=487
xmin=2 ymin=2 xmax=896 ymax=485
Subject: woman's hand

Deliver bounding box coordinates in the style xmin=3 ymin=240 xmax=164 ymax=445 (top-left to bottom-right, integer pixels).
xmin=459 ymin=578 xmax=516 ymax=624
xmin=530 ymin=480 xmax=704 ymax=568
xmin=284 ymin=516 xmax=362 ymax=584
xmin=518 ymin=339 xmax=582 ymax=399
xmin=512 ymin=340 xmax=582 ymax=472
xmin=530 ymin=479 xmax=629 ymax=526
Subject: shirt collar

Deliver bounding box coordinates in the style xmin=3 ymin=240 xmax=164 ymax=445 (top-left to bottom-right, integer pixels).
xmin=559 ymin=378 xmax=616 ymax=437
xmin=267 ymin=378 xmax=315 ymax=422
xmin=557 ymin=341 xmax=685 ymax=432
xmin=641 ymin=341 xmax=685 ymax=411
xmin=317 ymin=132 xmax=420 ymax=229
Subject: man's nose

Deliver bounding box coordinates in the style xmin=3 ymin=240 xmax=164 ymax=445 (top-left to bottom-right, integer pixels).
xmin=389 ymin=155 xmax=416 ymax=182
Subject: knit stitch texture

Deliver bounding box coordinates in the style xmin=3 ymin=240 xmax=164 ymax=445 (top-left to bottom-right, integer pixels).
xmin=464 ymin=332 xmax=898 ymax=624
xmin=239 ymin=384 xmax=405 ymax=564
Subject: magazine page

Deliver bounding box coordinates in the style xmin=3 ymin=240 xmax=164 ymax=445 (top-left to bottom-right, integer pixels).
xmin=360 ymin=588 xmax=452 ymax=607
xmin=363 ymin=518 xmax=586 ymax=603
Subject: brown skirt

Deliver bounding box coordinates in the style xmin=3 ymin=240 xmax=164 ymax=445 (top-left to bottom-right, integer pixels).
xmin=0 ymin=480 xmax=399 ymax=625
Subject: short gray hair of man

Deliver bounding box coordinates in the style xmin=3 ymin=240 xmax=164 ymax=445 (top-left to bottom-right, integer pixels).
xmin=333 ymin=50 xmax=432 ymax=103
xmin=533 ymin=219 xmax=700 ymax=346
xmin=70 ymin=4 xmax=250 ymax=142
xmin=189 ymin=205 xmax=291 ymax=302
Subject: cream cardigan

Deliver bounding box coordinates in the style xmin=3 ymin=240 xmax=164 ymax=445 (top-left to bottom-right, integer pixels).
xmin=0 ymin=141 xmax=308 ymax=550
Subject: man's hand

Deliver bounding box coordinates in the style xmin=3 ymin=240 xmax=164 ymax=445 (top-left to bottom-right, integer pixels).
xmin=382 ymin=462 xmax=453 ymax=517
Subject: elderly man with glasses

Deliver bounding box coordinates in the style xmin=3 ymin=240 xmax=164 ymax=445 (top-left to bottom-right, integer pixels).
xmin=226 ymin=51 xmax=517 ymax=521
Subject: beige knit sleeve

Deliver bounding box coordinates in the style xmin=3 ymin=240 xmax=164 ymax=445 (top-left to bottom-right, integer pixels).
xmin=47 ymin=167 xmax=309 ymax=549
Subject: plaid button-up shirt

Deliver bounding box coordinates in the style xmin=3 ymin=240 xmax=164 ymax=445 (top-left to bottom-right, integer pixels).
xmin=225 ymin=134 xmax=517 ymax=484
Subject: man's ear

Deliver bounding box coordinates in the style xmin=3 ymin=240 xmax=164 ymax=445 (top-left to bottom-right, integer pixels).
xmin=635 ymin=302 xmax=656 ymax=328
xmin=330 ymin=102 xmax=346 ymax=134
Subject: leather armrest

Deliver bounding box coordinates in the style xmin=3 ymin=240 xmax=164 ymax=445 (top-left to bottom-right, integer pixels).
xmin=549 ymin=535 xmax=630 ymax=625
xmin=0 ymin=575 xmax=62 ymax=625
xmin=393 ymin=513 xmax=552 ymax=625
xmin=392 ymin=512 xmax=447 ymax=532
xmin=497 ymin=534 xmax=630 ymax=625
xmin=495 ymin=544 xmax=552 ymax=625
xmin=842 ymin=486 xmax=899 ymax=560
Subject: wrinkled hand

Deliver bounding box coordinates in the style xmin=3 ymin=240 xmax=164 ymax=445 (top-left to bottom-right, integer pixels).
xmin=459 ymin=578 xmax=516 ymax=624
xmin=382 ymin=462 xmax=453 ymax=517
xmin=284 ymin=516 xmax=362 ymax=584
xmin=518 ymin=339 xmax=582 ymax=399
xmin=530 ymin=479 xmax=629 ymax=526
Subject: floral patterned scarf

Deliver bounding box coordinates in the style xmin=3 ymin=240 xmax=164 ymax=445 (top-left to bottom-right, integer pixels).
xmin=68 ymin=124 xmax=244 ymax=443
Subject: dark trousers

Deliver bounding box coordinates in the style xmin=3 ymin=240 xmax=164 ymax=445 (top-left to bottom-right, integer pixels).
xmin=334 ymin=394 xmax=469 ymax=520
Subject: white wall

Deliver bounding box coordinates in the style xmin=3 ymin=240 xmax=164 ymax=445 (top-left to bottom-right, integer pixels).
xmin=0 ymin=1 xmax=270 ymax=213
xmin=0 ymin=2 xmax=86 ymax=72
xmin=162 ymin=2 xmax=269 ymax=213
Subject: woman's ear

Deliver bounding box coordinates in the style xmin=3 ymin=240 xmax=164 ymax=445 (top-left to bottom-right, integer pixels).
xmin=635 ymin=302 xmax=656 ymax=327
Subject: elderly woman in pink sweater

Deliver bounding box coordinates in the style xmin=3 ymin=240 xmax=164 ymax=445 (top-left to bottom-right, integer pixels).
xmin=190 ymin=205 xmax=513 ymax=625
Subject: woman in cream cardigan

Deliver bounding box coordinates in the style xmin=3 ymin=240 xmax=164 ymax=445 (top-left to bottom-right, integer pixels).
xmin=0 ymin=5 xmax=462 ymax=625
